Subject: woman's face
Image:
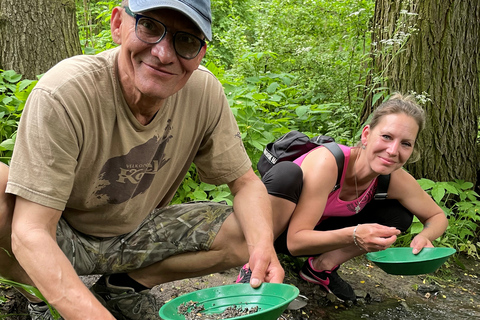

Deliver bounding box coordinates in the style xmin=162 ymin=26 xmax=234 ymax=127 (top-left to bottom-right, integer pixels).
xmin=362 ymin=113 xmax=419 ymax=175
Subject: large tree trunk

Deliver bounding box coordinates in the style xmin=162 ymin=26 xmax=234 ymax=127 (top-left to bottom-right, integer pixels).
xmin=0 ymin=0 xmax=82 ymax=79
xmin=362 ymin=0 xmax=480 ymax=183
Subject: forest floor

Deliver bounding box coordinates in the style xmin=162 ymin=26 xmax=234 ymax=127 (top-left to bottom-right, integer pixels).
xmin=1 ymin=254 xmax=479 ymax=319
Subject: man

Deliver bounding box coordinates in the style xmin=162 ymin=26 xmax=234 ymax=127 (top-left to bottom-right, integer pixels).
xmin=0 ymin=0 xmax=284 ymax=319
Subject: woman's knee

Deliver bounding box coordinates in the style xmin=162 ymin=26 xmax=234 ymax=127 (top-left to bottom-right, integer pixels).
xmin=262 ymin=162 xmax=303 ymax=203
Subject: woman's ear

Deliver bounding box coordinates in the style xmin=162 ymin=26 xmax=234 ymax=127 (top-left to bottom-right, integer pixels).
xmin=361 ymin=125 xmax=370 ymax=147
xmin=110 ymin=7 xmax=123 ymax=45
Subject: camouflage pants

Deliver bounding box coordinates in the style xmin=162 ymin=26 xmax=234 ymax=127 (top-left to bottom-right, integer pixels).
xmin=56 ymin=201 xmax=233 ymax=275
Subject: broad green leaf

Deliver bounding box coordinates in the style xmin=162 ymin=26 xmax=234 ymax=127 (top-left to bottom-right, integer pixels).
xmin=193 ymin=189 xmax=207 ymax=200
xmin=431 ymin=185 xmax=446 ymax=203
xmin=2 ymin=96 xmax=12 ymax=105
xmin=17 ymin=79 xmax=36 ymax=92
xmin=266 ymin=82 xmax=279 ymax=94
xmin=200 ymin=183 xmax=216 ymax=191
xmin=0 ymin=139 xmax=15 ymax=151
xmin=371 ymin=92 xmax=384 ymax=106
xmin=295 ymin=105 xmax=310 ymax=117
xmin=252 ymin=93 xmax=266 ymax=100
xmin=269 ymin=94 xmax=282 ymax=102
xmin=417 ymin=178 xmax=435 ymax=190
xmin=252 ymin=140 xmax=264 ymax=151
xmin=3 ymin=70 xmax=22 ymax=83
xmin=186 ymin=179 xmax=198 ymax=189
xmin=459 ymin=181 xmax=474 ymax=189
xmin=84 ymin=47 xmax=97 ymax=55
xmin=410 ymin=221 xmax=423 ymax=234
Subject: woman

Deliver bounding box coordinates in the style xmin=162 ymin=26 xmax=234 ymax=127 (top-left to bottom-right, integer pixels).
xmin=237 ymin=93 xmax=448 ymax=302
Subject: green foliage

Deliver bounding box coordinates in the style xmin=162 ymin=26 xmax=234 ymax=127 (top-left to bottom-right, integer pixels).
xmin=76 ymin=0 xmax=119 ymax=54
xmin=170 ymin=164 xmax=233 ymax=205
xmin=207 ymin=60 xmax=359 ymax=168
xmin=206 ymin=0 xmax=253 ymax=68
xmin=0 ymin=70 xmax=38 ymax=164
xmin=396 ymin=179 xmax=480 ymax=259
xmin=0 ymin=278 xmax=61 ymax=319
xmin=219 ymin=0 xmax=376 ymax=107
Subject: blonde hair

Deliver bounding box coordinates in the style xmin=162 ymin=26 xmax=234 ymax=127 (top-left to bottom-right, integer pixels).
xmin=370 ymin=93 xmax=425 ymax=132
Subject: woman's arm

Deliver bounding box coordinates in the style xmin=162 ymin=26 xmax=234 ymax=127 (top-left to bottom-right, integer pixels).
xmin=388 ymin=169 xmax=448 ymax=253
xmin=285 ymin=148 xmax=399 ymax=255
xmin=286 ymin=147 xmax=342 ymax=255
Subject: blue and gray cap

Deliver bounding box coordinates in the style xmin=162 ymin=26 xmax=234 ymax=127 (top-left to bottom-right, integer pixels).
xmin=128 ymin=0 xmax=212 ymax=41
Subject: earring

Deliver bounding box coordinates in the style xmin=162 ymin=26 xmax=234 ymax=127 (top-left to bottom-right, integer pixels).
xmin=362 ymin=145 xmax=366 ymax=149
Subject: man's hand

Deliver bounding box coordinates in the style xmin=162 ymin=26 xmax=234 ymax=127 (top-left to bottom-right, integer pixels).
xmin=248 ymin=244 xmax=284 ymax=287
xmin=228 ymin=169 xmax=284 ymax=287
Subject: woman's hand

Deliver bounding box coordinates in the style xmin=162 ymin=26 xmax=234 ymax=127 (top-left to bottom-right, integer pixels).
xmin=410 ymin=234 xmax=434 ymax=254
xmin=354 ymin=223 xmax=401 ymax=252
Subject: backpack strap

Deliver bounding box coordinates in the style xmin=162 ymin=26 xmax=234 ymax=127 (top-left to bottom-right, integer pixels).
xmin=322 ymin=142 xmax=344 ymax=192
xmin=374 ymin=174 xmax=390 ymax=200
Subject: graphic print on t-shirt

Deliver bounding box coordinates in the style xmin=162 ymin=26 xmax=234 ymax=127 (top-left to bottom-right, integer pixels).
xmin=94 ymin=122 xmax=173 ymax=204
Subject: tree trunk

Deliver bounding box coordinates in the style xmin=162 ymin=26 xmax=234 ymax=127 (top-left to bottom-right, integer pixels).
xmin=363 ymin=0 xmax=480 ymax=183
xmin=0 ymin=0 xmax=82 ymax=79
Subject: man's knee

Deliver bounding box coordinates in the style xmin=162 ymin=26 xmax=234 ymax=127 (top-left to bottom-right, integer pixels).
xmin=211 ymin=213 xmax=248 ymax=265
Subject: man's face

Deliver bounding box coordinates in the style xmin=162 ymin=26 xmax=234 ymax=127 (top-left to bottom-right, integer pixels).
xmin=111 ymin=7 xmax=206 ymax=101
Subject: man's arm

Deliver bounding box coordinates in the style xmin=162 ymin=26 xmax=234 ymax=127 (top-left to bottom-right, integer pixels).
xmin=227 ymin=168 xmax=284 ymax=286
xmin=11 ymin=197 xmax=115 ymax=320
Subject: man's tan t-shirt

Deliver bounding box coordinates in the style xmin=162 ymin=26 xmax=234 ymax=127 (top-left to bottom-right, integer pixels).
xmin=6 ymin=47 xmax=251 ymax=237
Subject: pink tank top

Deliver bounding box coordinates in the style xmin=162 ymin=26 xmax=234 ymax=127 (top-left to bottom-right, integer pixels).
xmin=293 ymin=145 xmax=378 ymax=222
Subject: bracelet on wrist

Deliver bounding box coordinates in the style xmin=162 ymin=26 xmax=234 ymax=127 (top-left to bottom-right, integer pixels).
xmin=353 ymin=224 xmax=363 ymax=250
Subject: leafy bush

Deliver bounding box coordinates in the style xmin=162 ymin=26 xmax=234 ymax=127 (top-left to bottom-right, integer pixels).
xmin=396 ymin=179 xmax=480 ymax=259
xmin=170 ymin=164 xmax=233 ymax=205
xmin=0 ymin=70 xmax=38 ymax=164
xmin=76 ymin=0 xmax=119 ymax=54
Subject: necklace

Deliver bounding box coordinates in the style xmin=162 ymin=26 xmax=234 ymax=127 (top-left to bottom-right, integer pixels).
xmin=354 ymin=149 xmax=369 ymax=214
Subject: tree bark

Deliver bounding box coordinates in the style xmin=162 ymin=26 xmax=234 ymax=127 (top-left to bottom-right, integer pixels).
xmin=0 ymin=0 xmax=82 ymax=79
xmin=363 ymin=0 xmax=480 ymax=183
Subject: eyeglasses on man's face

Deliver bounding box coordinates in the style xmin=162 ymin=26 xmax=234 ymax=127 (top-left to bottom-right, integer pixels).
xmin=124 ymin=7 xmax=206 ymax=60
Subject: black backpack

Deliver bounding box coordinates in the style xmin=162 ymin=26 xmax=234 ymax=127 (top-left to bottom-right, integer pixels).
xmin=256 ymin=130 xmax=389 ymax=199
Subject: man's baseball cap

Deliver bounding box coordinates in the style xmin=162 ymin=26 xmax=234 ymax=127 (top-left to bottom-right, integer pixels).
xmin=128 ymin=0 xmax=212 ymax=41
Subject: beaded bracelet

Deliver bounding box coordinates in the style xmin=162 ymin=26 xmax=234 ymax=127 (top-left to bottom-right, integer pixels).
xmin=353 ymin=224 xmax=363 ymax=250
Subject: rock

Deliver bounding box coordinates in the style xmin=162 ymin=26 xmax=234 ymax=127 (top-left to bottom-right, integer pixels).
xmin=417 ymin=284 xmax=440 ymax=294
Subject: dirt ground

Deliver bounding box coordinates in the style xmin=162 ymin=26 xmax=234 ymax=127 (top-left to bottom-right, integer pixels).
xmin=1 ymin=254 xmax=479 ymax=319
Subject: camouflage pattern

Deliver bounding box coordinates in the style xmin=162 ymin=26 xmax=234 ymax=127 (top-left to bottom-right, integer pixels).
xmin=56 ymin=201 xmax=232 ymax=275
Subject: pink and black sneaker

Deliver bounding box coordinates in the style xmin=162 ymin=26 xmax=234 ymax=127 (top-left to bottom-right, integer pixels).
xmin=235 ymin=264 xmax=252 ymax=284
xmin=299 ymin=257 xmax=356 ymax=301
